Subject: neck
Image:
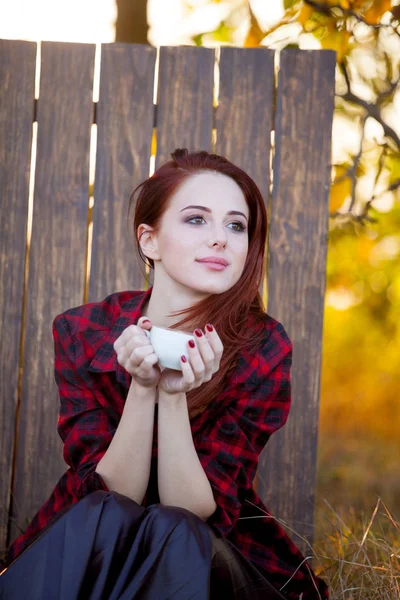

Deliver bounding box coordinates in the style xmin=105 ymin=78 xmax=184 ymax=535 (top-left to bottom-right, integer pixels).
xmin=141 ymin=277 xmax=208 ymax=332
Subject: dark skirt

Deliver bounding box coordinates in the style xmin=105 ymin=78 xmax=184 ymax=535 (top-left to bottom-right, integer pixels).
xmin=0 ymin=491 xmax=287 ymax=600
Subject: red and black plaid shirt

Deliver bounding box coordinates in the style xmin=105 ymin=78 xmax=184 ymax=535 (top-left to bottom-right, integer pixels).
xmin=6 ymin=287 xmax=329 ymax=599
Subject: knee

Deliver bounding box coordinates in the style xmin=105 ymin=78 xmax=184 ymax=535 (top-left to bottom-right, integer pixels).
xmin=80 ymin=494 xmax=211 ymax=536
xmin=80 ymin=490 xmax=145 ymax=526
xmin=141 ymin=504 xmax=213 ymax=557
xmin=83 ymin=490 xmax=140 ymax=506
xmin=147 ymin=503 xmax=211 ymax=532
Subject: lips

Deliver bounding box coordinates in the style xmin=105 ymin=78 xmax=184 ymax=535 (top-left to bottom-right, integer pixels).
xmin=197 ymin=257 xmax=229 ymax=266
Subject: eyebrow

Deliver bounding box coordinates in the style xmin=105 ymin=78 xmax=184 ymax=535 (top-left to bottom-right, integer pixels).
xmin=180 ymin=205 xmax=248 ymax=221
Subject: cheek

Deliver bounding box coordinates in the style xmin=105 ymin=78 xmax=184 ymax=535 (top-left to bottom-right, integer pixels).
xmin=160 ymin=231 xmax=193 ymax=257
xmin=237 ymin=240 xmax=249 ymax=264
xmin=238 ymin=254 xmax=248 ymax=273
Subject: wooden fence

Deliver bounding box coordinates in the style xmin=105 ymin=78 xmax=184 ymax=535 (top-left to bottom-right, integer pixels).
xmin=0 ymin=39 xmax=336 ymax=559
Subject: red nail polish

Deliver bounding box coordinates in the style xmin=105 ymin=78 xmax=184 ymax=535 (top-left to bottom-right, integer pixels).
xmin=206 ymin=324 xmax=213 ymax=332
xmin=142 ymin=319 xmax=151 ymax=324
xmin=189 ymin=339 xmax=195 ymax=348
xmin=181 ymin=355 xmax=187 ymax=362
xmin=194 ymin=329 xmax=203 ymax=337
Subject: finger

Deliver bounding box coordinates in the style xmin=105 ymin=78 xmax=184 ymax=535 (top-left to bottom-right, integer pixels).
xmin=113 ymin=324 xmax=142 ymax=352
xmin=125 ymin=335 xmax=151 ymax=354
xmin=137 ymin=316 xmax=152 ymax=330
xmin=203 ymin=324 xmax=224 ymax=362
xmin=140 ymin=353 xmax=159 ymax=372
xmin=181 ymin=355 xmax=195 ymax=386
xmin=186 ymin=337 xmax=206 ymax=380
xmin=127 ymin=344 xmax=155 ymax=367
xmin=117 ymin=336 xmax=150 ymax=364
xmin=192 ymin=329 xmax=215 ymax=372
xmin=117 ymin=323 xmax=152 ymax=355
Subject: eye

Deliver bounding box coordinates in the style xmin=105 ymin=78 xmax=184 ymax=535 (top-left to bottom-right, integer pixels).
xmin=185 ymin=215 xmax=246 ymax=232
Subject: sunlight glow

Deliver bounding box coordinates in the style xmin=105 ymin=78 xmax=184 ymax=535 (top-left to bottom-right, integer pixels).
xmin=0 ymin=0 xmax=116 ymax=43
xmin=326 ymin=287 xmax=362 ymax=310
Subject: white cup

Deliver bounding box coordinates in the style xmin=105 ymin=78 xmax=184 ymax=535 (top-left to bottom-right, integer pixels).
xmin=144 ymin=325 xmax=195 ymax=371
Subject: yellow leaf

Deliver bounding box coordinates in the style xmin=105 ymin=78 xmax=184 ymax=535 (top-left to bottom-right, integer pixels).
xmin=330 ymin=176 xmax=352 ymax=212
xmin=364 ymin=0 xmax=392 ymax=24
xmin=244 ymin=26 xmax=264 ymax=47
xmin=385 ymin=154 xmax=400 ymax=185
xmin=245 ymin=4 xmax=265 ymax=47
xmin=347 ymin=0 xmax=367 ymax=8
xmin=321 ymin=29 xmax=350 ymax=62
xmin=327 ymin=0 xmax=352 ymax=7
xmin=298 ymin=4 xmax=314 ymax=29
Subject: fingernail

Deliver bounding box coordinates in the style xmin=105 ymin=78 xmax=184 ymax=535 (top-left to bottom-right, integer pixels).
xmin=206 ymin=324 xmax=213 ymax=332
xmin=181 ymin=355 xmax=187 ymax=362
xmin=142 ymin=319 xmax=151 ymax=324
xmin=189 ymin=339 xmax=195 ymax=348
xmin=194 ymin=329 xmax=203 ymax=337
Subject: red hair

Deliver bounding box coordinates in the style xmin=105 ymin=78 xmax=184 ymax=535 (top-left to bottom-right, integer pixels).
xmin=128 ymin=148 xmax=268 ymax=419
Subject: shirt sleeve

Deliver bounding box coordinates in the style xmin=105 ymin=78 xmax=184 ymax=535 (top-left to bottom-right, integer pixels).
xmin=53 ymin=313 xmax=112 ymax=498
xmin=195 ymin=324 xmax=293 ymax=537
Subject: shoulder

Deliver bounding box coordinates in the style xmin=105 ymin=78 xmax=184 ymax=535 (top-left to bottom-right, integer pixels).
xmin=259 ymin=313 xmax=293 ymax=366
xmin=52 ymin=289 xmax=148 ymax=337
xmin=231 ymin=313 xmax=293 ymax=390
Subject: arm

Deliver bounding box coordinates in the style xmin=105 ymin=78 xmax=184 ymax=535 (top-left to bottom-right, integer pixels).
xmin=157 ymin=322 xmax=292 ymax=527
xmin=54 ymin=313 xmax=155 ymax=504
xmin=95 ymin=379 xmax=156 ymax=503
xmin=157 ymin=390 xmax=217 ymax=520
xmin=195 ymin=328 xmax=293 ymax=536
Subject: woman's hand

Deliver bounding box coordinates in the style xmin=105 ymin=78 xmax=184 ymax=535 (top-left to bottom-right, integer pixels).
xmin=113 ymin=317 xmax=161 ymax=388
xmin=158 ymin=326 xmax=224 ymax=395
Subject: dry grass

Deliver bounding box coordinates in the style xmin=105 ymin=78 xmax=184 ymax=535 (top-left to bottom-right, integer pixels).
xmin=311 ymin=496 xmax=400 ymax=599
xmin=310 ymin=435 xmax=400 ymax=597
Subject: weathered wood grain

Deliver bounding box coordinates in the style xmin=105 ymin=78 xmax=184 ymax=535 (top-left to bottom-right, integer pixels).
xmin=258 ymin=48 xmax=336 ymax=555
xmin=89 ymin=43 xmax=156 ymax=301
xmin=9 ymin=41 xmax=95 ymax=544
xmin=0 ymin=41 xmax=336 ymax=564
xmin=0 ymin=39 xmax=36 ymax=557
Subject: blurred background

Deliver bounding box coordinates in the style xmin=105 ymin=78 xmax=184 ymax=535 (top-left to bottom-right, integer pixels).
xmin=1 ymin=0 xmax=399 ymax=561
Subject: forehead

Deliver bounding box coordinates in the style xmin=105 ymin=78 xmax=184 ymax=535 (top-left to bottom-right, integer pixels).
xmin=169 ymin=171 xmax=248 ymax=213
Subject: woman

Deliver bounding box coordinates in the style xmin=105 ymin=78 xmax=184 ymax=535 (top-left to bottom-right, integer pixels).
xmin=1 ymin=149 xmax=329 ymax=599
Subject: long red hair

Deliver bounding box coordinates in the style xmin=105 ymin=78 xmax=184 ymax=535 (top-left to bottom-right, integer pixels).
xmin=128 ymin=148 xmax=268 ymax=419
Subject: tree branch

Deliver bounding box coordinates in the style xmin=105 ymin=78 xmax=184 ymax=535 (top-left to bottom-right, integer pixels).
xmin=303 ymin=0 xmax=385 ymax=29
xmin=337 ymin=62 xmax=400 ymax=149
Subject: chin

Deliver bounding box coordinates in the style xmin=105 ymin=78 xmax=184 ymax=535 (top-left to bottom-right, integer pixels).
xmin=190 ymin=279 xmax=233 ymax=296
xmin=170 ymin=270 xmax=237 ymax=296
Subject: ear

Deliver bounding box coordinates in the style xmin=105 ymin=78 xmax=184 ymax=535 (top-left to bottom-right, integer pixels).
xmin=137 ymin=224 xmax=161 ymax=262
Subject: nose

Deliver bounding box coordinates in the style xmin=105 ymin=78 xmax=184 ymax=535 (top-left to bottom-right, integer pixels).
xmin=208 ymin=224 xmax=227 ymax=248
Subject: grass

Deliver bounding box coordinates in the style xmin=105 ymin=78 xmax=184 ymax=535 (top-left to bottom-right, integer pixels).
xmin=312 ymin=496 xmax=400 ymax=599
xmin=310 ymin=435 xmax=400 ymax=599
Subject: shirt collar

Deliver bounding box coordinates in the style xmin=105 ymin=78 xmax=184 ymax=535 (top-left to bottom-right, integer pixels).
xmin=87 ymin=286 xmax=153 ymax=376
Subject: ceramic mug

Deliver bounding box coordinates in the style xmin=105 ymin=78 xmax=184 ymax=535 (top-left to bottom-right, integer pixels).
xmin=143 ymin=325 xmax=195 ymax=371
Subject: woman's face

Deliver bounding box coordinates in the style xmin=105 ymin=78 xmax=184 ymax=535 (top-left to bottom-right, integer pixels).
xmin=142 ymin=171 xmax=249 ymax=296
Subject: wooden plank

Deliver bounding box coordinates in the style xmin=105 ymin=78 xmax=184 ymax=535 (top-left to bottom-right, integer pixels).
xmin=258 ymin=49 xmax=336 ymax=555
xmin=215 ymin=47 xmax=275 ymax=206
xmin=155 ymin=45 xmax=214 ymax=168
xmin=9 ymin=41 xmax=95 ymax=544
xmin=0 ymin=39 xmax=36 ymax=557
xmin=150 ymin=45 xmax=215 ymax=289
xmin=89 ymin=43 xmax=156 ymax=302
xmin=214 ymin=42 xmax=275 ymax=526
